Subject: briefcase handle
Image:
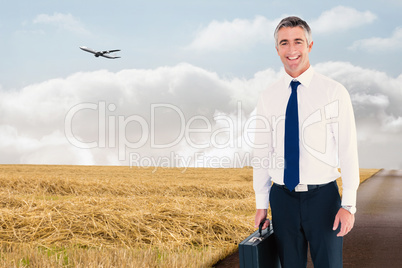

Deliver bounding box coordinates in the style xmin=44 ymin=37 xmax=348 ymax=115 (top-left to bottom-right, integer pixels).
xmin=258 ymin=218 xmax=271 ymax=237
xmin=258 ymin=219 xmax=272 ymax=237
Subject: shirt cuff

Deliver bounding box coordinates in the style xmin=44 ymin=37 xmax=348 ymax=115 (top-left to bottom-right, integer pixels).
xmin=341 ymin=188 xmax=357 ymax=207
xmin=255 ymin=193 xmax=270 ymax=209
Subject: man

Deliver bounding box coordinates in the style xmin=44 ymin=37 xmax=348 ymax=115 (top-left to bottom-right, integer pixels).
xmin=253 ymin=16 xmax=359 ymax=267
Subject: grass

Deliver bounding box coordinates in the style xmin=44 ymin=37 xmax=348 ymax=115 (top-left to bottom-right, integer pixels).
xmin=0 ymin=165 xmax=380 ymax=267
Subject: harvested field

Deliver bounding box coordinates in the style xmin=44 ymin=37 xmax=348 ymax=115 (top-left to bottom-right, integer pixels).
xmin=0 ymin=165 xmax=380 ymax=267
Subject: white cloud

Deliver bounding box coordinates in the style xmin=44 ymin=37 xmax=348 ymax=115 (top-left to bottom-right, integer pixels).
xmin=352 ymin=93 xmax=389 ymax=108
xmin=187 ymin=15 xmax=280 ymax=51
xmin=349 ymin=27 xmax=402 ymax=52
xmin=310 ymin=6 xmax=377 ymax=34
xmin=1 ymin=62 xmax=402 ymax=168
xmin=33 ymin=12 xmax=89 ymax=35
xmin=0 ymin=126 xmax=95 ymax=165
xmin=0 ymin=63 xmax=277 ymax=166
xmin=381 ymin=115 xmax=402 ymax=133
xmin=187 ymin=6 xmax=376 ymax=51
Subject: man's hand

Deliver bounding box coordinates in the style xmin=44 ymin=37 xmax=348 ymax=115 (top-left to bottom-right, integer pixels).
xmin=333 ymin=207 xmax=355 ymax=237
xmin=255 ymin=209 xmax=270 ymax=229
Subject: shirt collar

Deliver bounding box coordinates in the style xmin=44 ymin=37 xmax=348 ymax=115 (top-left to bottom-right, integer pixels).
xmin=283 ymin=66 xmax=315 ymax=89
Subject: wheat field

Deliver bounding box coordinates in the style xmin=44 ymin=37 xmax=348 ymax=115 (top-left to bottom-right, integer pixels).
xmin=0 ymin=165 xmax=380 ymax=267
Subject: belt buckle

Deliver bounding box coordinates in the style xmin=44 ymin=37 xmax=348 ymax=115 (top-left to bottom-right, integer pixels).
xmin=295 ymin=184 xmax=308 ymax=192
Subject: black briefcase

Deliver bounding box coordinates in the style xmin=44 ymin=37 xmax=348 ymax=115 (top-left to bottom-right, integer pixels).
xmin=239 ymin=219 xmax=281 ymax=268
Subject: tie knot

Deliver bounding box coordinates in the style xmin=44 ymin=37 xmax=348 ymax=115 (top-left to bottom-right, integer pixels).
xmin=290 ymin=80 xmax=300 ymax=92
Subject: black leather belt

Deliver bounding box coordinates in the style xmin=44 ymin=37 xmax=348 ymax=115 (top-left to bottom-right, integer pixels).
xmin=274 ymin=181 xmax=332 ymax=192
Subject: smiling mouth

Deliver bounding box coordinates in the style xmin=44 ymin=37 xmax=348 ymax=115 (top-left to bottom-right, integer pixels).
xmin=287 ymin=55 xmax=300 ymax=60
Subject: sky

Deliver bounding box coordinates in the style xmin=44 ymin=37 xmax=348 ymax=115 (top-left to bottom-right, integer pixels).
xmin=1 ymin=0 xmax=402 ymax=169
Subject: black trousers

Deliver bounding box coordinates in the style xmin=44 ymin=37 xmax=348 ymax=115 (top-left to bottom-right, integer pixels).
xmin=270 ymin=181 xmax=343 ymax=268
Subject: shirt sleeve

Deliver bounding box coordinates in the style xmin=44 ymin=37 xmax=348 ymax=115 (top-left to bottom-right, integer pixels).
xmin=252 ymin=95 xmax=273 ymax=209
xmin=337 ymin=85 xmax=360 ymax=207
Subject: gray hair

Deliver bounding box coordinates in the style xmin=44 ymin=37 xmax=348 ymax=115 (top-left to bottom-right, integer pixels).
xmin=274 ymin=16 xmax=312 ymax=47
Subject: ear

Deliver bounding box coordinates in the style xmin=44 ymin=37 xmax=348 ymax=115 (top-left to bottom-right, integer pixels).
xmin=308 ymin=41 xmax=313 ymax=52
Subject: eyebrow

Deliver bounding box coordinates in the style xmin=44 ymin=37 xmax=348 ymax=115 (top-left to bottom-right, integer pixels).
xmin=279 ymin=38 xmax=305 ymax=44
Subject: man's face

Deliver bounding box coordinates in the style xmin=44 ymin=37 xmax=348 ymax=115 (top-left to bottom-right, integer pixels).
xmin=276 ymin=26 xmax=313 ymax=78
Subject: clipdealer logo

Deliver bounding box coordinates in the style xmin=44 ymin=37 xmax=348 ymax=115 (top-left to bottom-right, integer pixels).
xmin=64 ymin=101 xmax=259 ymax=161
xmin=64 ymin=100 xmax=340 ymax=169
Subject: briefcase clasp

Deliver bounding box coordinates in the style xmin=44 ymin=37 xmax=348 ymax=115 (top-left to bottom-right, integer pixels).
xmin=248 ymin=236 xmax=264 ymax=243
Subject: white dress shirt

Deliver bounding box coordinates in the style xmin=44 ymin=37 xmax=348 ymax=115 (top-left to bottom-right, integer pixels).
xmin=253 ymin=66 xmax=359 ymax=209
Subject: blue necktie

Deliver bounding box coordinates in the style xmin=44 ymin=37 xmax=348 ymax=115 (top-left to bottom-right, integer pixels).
xmin=284 ymin=80 xmax=301 ymax=191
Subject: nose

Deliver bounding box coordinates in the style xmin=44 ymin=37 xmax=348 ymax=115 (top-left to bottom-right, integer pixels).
xmin=288 ymin=43 xmax=297 ymax=53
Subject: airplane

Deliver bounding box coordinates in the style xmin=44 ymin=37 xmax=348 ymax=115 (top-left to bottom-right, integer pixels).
xmin=79 ymin=46 xmax=121 ymax=59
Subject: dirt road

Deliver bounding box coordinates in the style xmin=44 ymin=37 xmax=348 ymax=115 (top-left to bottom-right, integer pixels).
xmin=214 ymin=169 xmax=402 ymax=267
xmin=342 ymin=169 xmax=402 ymax=268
